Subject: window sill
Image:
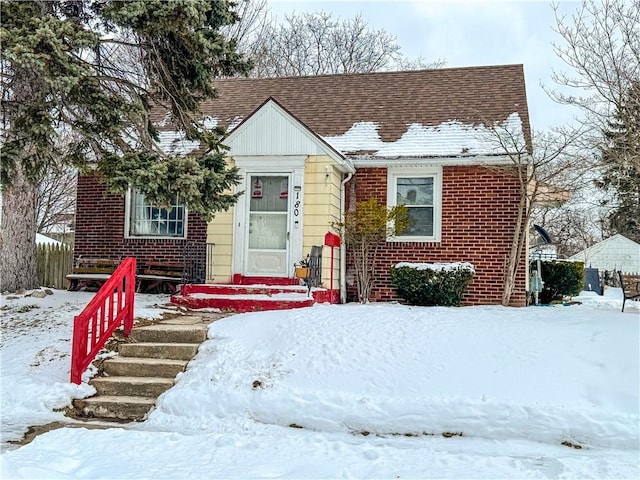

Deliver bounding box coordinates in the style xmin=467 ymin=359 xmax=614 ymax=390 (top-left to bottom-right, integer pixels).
xmin=387 ymin=236 xmax=440 ymax=243
xmin=125 ymin=235 xmax=187 ymax=240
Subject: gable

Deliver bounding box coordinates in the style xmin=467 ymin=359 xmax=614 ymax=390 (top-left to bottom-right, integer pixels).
xmin=225 ymin=98 xmax=352 ymax=171
xmin=569 ymin=234 xmax=640 ymax=273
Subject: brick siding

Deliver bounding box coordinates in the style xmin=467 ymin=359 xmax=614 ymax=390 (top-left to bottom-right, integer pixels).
xmin=76 ymin=166 xmax=527 ymax=306
xmin=345 ymin=166 xmax=527 ymax=306
xmin=74 ymin=174 xmax=207 ymax=267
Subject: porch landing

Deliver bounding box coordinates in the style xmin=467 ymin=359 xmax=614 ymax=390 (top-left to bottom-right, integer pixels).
xmin=171 ymin=283 xmax=336 ymax=313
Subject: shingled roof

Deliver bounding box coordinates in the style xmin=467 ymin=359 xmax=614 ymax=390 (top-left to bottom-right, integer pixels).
xmin=155 ymin=64 xmax=532 ymax=158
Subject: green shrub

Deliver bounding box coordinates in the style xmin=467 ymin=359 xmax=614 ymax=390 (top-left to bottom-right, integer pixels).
xmin=536 ymin=260 xmax=585 ymax=303
xmin=390 ymin=263 xmax=475 ymax=306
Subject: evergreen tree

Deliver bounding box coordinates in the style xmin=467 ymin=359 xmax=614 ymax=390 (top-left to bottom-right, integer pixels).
xmin=597 ymin=82 xmax=640 ymax=243
xmin=0 ymin=0 xmax=251 ymax=292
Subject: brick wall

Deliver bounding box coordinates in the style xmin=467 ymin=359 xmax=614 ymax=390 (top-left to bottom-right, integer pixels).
xmin=345 ymin=166 xmax=527 ymax=306
xmin=75 ymin=174 xmax=207 ymax=268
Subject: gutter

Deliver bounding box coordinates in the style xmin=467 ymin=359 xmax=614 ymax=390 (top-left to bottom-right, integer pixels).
xmin=339 ymin=171 xmax=354 ymax=303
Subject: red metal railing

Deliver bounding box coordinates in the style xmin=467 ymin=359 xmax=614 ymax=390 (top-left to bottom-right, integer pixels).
xmin=70 ymin=257 xmax=136 ymax=384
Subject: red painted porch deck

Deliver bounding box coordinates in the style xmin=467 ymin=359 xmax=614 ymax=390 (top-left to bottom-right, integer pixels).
xmin=171 ymin=281 xmax=336 ymax=313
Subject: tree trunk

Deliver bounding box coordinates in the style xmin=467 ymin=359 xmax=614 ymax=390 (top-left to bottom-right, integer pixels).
xmin=1 ymin=2 xmax=49 ymax=292
xmin=354 ymin=242 xmax=369 ymax=303
xmin=502 ymin=172 xmax=530 ymax=306
xmin=1 ymin=166 xmax=39 ymax=292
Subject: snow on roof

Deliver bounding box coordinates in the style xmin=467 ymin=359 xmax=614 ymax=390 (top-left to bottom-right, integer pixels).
xmin=226 ymin=116 xmax=243 ymax=131
xmin=157 ymin=131 xmax=201 ymax=155
xmin=155 ymin=116 xmax=244 ymax=156
xmin=156 ymin=116 xmax=219 ymax=155
xmin=156 ymin=112 xmax=525 ymax=159
xmin=152 ymin=66 xmax=531 ymax=160
xmin=35 ymin=233 xmax=62 ymax=246
xmin=324 ymin=113 xmax=524 ymax=158
xmin=155 ymin=112 xmax=525 ymax=160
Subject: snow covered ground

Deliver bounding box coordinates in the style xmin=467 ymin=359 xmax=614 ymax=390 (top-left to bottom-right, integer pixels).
xmin=0 ymin=290 xmax=173 ymax=444
xmin=1 ymin=288 xmax=638 ymax=479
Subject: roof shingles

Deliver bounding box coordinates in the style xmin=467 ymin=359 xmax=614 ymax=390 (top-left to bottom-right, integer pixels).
xmin=155 ymin=64 xmax=532 ymax=158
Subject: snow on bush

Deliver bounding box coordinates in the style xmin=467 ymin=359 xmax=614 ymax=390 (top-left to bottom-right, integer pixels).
xmin=391 ymin=262 xmax=475 ymax=306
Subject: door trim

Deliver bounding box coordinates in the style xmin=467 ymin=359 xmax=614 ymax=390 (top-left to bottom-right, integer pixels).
xmin=245 ymin=174 xmax=290 ymax=276
xmin=232 ymin=157 xmax=306 ymax=277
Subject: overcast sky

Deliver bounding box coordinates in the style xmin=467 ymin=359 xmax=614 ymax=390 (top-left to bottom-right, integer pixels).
xmin=269 ymin=0 xmax=585 ymax=132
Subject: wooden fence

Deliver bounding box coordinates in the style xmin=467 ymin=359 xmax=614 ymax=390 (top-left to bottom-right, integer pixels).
xmin=37 ymin=243 xmax=73 ymax=289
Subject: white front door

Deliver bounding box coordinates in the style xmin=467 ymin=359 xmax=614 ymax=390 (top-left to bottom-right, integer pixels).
xmin=245 ymin=174 xmax=290 ymax=276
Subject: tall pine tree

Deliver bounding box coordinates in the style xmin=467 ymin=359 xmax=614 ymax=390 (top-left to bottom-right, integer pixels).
xmin=597 ymin=81 xmax=640 ymax=243
xmin=1 ymin=1 xmax=251 ymax=292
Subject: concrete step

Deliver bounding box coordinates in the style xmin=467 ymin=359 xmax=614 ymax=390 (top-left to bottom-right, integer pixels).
xmin=130 ymin=323 xmax=208 ymax=344
xmin=67 ymin=314 xmax=216 ymax=423
xmin=74 ymin=395 xmax=155 ymax=421
xmin=103 ymin=356 xmax=188 ymax=378
xmin=91 ymin=376 xmax=174 ymax=397
xmin=118 ymin=342 xmax=200 ymax=360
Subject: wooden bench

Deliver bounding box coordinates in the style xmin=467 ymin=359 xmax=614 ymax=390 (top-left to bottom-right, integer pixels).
xmin=618 ymin=271 xmax=640 ymax=313
xmin=137 ymin=261 xmax=184 ymax=294
xmin=67 ymin=258 xmax=119 ymax=291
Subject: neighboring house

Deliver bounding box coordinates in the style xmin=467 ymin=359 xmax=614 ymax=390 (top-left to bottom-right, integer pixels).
xmin=42 ymin=212 xmax=75 ymax=234
xmin=74 ymin=64 xmax=532 ymax=305
xmin=36 ymin=233 xmax=63 ymax=246
xmin=568 ymin=234 xmax=640 ymax=274
xmin=40 ymin=213 xmax=76 ymax=246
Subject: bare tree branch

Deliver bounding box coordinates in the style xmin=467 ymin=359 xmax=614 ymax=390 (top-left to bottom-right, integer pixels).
xmin=547 ymin=0 xmax=640 ymax=243
xmin=244 ymin=10 xmax=442 ymax=77
xmin=548 ymin=0 xmax=640 ymax=130
xmin=36 ymin=164 xmax=76 ymax=234
xmin=479 ymin=120 xmax=587 ymax=305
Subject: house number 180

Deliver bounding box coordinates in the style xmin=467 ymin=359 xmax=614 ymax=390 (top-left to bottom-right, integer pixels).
xmin=293 ymin=191 xmax=301 ymax=217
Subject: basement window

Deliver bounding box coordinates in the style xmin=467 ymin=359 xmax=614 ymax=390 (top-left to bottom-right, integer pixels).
xmin=125 ymin=189 xmax=187 ymax=238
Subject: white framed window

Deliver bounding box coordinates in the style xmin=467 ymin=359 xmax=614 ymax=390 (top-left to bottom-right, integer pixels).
xmin=125 ymin=189 xmax=187 ymax=238
xmin=387 ymin=166 xmax=442 ymax=242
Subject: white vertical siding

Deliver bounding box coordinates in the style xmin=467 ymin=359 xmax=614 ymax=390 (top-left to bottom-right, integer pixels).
xmin=569 ymin=234 xmax=640 ymax=274
xmin=227 ymin=102 xmax=332 ymax=157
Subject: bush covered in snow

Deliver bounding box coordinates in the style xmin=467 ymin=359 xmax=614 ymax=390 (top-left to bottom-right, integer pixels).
xmin=390 ymin=262 xmax=475 ymax=306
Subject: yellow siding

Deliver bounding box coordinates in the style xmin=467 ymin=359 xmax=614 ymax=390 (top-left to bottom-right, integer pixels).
xmin=303 ymin=156 xmax=342 ymax=290
xmin=205 ymin=155 xmax=343 ymax=291
xmin=207 ymin=207 xmax=234 ymax=282
xmin=206 ymin=158 xmax=236 ymax=283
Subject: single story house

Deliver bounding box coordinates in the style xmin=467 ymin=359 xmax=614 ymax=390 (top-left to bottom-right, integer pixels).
xmin=569 ymin=234 xmax=640 ymax=274
xmin=74 ymin=64 xmax=532 ymax=305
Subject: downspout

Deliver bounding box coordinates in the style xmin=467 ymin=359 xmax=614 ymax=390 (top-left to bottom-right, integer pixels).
xmin=340 ymin=171 xmax=353 ymax=303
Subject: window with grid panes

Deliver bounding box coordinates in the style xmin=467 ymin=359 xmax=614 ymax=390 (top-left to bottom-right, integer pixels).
xmin=127 ymin=190 xmax=186 ymax=238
